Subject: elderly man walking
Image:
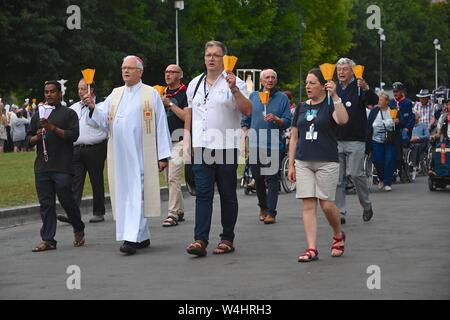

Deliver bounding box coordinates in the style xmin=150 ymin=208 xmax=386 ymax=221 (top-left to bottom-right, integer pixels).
xmin=84 ymin=55 xmax=172 ymax=255
xmin=334 ymin=58 xmax=379 ymax=224
xmin=242 ymin=69 xmax=292 ymax=224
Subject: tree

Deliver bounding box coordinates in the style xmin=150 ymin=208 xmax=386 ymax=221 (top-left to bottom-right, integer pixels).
xmin=347 ymin=0 xmax=450 ymax=96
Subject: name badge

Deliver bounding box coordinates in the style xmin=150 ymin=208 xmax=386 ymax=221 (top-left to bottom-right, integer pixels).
xmin=306 ymin=131 xmax=318 ymax=140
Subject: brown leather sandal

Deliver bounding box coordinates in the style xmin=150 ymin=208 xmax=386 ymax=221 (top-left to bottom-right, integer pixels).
xmin=32 ymin=241 xmax=56 ymax=252
xmin=73 ymin=231 xmax=85 ymax=247
xmin=186 ymin=240 xmax=207 ymax=257
xmin=212 ymin=240 xmax=235 ymax=254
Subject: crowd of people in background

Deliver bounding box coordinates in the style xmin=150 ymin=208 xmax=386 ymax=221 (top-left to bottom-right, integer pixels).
xmin=0 ymin=43 xmax=448 ymax=262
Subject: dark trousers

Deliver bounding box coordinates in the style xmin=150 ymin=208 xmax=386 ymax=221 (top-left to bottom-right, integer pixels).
xmin=411 ymin=141 xmax=427 ymax=167
xmin=249 ymin=149 xmax=282 ymax=217
xmin=192 ymin=148 xmax=238 ymax=246
xmin=372 ymin=142 xmax=395 ymax=186
xmin=35 ymin=172 xmax=85 ymax=245
xmin=72 ymin=141 xmax=107 ymax=216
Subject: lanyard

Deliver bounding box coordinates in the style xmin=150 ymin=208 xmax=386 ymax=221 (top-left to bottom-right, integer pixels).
xmin=203 ymin=78 xmax=210 ymax=104
xmin=164 ymin=83 xmax=186 ymax=98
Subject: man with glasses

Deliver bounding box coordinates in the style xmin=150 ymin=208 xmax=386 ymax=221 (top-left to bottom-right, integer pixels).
xmin=183 ymin=40 xmax=252 ymax=257
xmin=161 ymin=64 xmax=188 ymax=227
xmin=83 ymin=55 xmax=172 ymax=255
xmin=334 ymin=57 xmax=379 ymax=224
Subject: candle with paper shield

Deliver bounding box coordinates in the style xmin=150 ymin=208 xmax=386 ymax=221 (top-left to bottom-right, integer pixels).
xmin=389 ymin=108 xmax=398 ymax=120
xmin=81 ymin=68 xmax=96 ymax=95
xmin=153 ymin=85 xmax=166 ymax=96
xmin=259 ymin=91 xmax=270 ymax=116
xmin=223 ymin=55 xmax=238 ymax=73
xmin=352 ymin=65 xmax=365 ymax=96
xmin=319 ymin=63 xmax=336 ymax=105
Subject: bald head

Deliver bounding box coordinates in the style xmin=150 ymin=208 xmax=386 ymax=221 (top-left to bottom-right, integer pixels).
xmin=165 ymin=64 xmax=183 ymax=89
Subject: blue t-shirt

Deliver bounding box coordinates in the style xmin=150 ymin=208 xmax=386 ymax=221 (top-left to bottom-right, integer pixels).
xmin=292 ymin=99 xmax=338 ymax=162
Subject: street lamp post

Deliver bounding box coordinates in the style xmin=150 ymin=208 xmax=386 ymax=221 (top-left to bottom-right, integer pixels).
xmin=433 ymin=38 xmax=441 ymax=90
xmin=378 ymin=28 xmax=386 ymax=90
xmin=174 ymin=1 xmax=184 ymax=66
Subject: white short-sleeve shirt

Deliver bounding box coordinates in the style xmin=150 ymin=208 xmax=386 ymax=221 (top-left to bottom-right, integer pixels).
xmin=187 ymin=71 xmax=249 ymax=149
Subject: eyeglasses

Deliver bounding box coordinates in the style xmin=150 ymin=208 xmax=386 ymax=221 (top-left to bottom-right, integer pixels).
xmin=165 ymin=70 xmax=180 ymax=74
xmin=121 ymin=67 xmax=140 ymax=71
xmin=204 ymin=54 xmax=224 ymax=60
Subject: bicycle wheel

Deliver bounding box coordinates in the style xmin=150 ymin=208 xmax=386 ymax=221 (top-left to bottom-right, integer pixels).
xmin=280 ymin=155 xmax=296 ymax=193
xmin=406 ymin=148 xmax=416 ymax=181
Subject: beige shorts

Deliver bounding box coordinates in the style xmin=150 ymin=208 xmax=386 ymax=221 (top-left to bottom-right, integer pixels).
xmin=295 ymin=160 xmax=339 ymax=201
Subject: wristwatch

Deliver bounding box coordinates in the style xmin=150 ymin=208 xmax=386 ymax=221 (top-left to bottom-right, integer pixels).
xmin=169 ymin=102 xmax=174 ymax=108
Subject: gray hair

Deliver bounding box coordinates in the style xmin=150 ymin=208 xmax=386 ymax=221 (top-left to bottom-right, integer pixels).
xmin=378 ymin=91 xmax=390 ymax=101
xmin=260 ymin=69 xmax=277 ymax=80
xmin=204 ymin=40 xmax=228 ymax=55
xmin=123 ymin=55 xmax=144 ymax=70
xmin=336 ymin=57 xmax=356 ymax=68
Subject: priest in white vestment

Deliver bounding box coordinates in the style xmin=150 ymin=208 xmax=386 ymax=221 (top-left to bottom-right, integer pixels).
xmin=84 ymin=55 xmax=172 ymax=255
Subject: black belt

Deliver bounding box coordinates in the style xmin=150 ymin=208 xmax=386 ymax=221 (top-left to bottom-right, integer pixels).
xmin=74 ymin=140 xmax=106 ymax=148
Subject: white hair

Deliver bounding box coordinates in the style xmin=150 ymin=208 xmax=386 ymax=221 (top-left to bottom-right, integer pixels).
xmin=260 ymin=69 xmax=277 ymax=79
xmin=336 ymin=57 xmax=356 ymax=68
xmin=123 ymin=55 xmax=144 ymax=70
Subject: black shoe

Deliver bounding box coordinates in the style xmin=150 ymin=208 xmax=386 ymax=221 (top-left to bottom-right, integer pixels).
xmin=136 ymin=239 xmax=150 ymax=249
xmin=89 ymin=216 xmax=105 ymax=223
xmin=363 ymin=207 xmax=373 ymax=222
xmin=340 ymin=216 xmax=346 ymax=225
xmin=57 ymin=214 xmax=71 ymax=224
xmin=120 ymin=241 xmax=137 ymax=255
xmin=178 ymin=212 xmax=185 ymax=222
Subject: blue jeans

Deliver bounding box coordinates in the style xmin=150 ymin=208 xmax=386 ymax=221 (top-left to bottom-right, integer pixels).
xmin=250 ymin=149 xmax=282 ymax=217
xmin=371 ymin=142 xmax=394 ymax=186
xmin=192 ymin=148 xmax=238 ymax=246
xmin=35 ymin=172 xmax=85 ymax=245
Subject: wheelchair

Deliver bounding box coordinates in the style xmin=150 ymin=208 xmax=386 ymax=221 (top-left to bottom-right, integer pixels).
xmin=404 ymin=140 xmax=431 ymax=181
xmin=364 ymin=153 xmax=379 ymax=190
xmin=428 ymin=138 xmax=450 ymax=191
xmin=241 ymin=130 xmax=296 ymax=195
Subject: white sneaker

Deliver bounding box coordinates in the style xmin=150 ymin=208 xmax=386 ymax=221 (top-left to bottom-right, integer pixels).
xmin=378 ymin=182 xmax=384 ymax=190
xmin=384 ymin=185 xmax=392 ymax=191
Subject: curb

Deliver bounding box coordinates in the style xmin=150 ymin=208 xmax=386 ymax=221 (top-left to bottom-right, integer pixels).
xmin=0 ymin=186 xmax=189 ymax=228
xmin=0 ymin=177 xmax=246 ymax=228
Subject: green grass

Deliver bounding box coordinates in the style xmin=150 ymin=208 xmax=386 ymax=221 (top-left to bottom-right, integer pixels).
xmin=0 ymin=152 xmax=245 ymax=208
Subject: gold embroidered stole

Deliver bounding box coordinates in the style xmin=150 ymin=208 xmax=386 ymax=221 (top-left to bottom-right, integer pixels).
xmin=107 ymin=84 xmax=160 ymax=219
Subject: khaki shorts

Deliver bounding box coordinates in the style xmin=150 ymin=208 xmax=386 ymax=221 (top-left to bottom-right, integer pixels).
xmin=295 ymin=160 xmax=339 ymax=201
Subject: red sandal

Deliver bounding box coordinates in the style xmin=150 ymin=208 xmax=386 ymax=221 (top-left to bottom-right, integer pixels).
xmin=331 ymin=231 xmax=346 ymax=257
xmin=298 ymin=248 xmax=319 ymax=262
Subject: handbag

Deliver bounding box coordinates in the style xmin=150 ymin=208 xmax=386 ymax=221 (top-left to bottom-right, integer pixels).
xmin=380 ymin=109 xmax=395 ymax=144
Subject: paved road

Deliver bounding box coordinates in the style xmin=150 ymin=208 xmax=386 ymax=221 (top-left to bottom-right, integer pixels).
xmin=1 ymin=176 xmax=449 ymax=300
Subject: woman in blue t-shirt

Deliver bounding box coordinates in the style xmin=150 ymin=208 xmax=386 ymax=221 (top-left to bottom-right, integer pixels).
xmin=288 ymin=68 xmax=348 ymax=262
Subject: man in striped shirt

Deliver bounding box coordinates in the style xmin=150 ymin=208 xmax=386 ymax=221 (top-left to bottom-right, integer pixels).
xmin=413 ymin=89 xmax=437 ymax=131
